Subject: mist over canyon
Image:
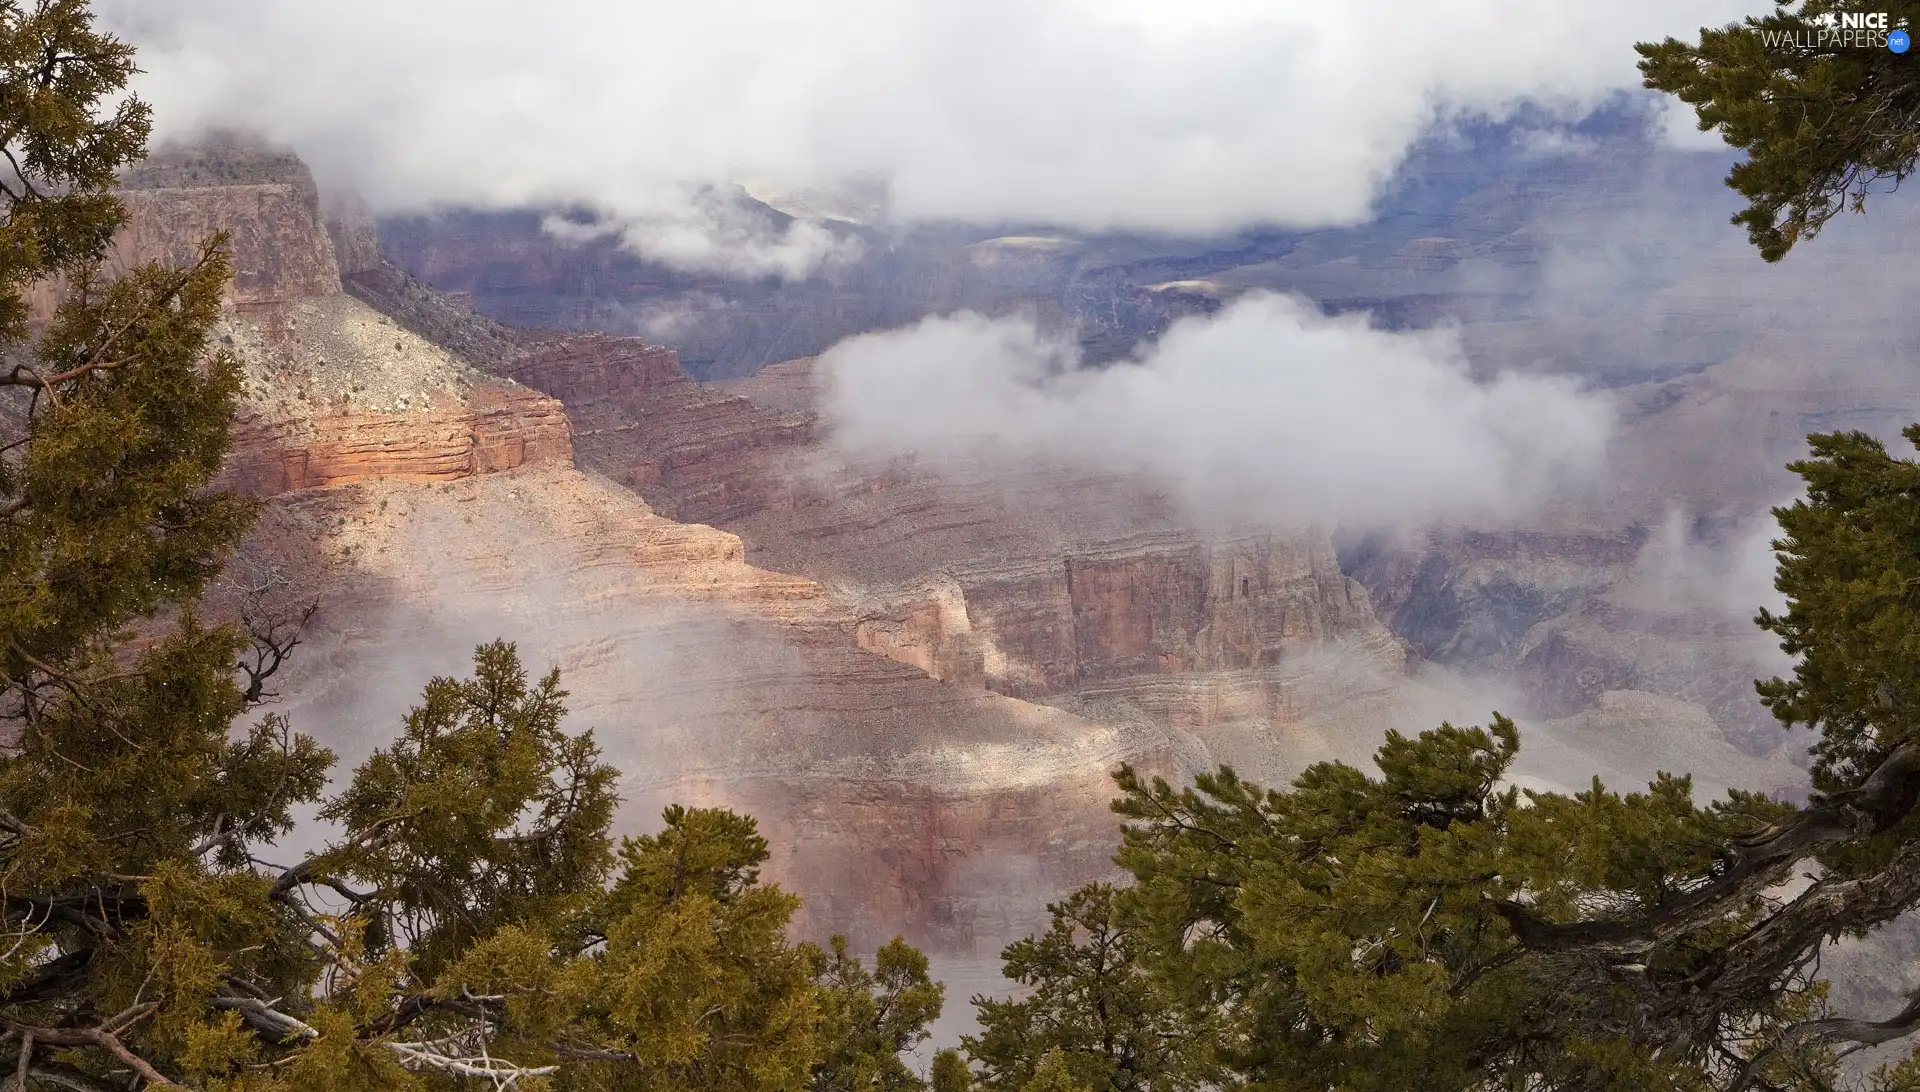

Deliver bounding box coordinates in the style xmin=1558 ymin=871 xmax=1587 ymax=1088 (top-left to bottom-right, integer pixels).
xmin=70 ymin=30 xmax=1920 ymax=1058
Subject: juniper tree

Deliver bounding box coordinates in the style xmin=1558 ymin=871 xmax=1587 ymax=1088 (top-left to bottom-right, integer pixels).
xmin=1639 ymin=1 xmax=1920 ymax=261
xmin=963 ymin=885 xmax=1210 ymax=1092
xmin=809 ymin=935 xmax=944 ymax=1092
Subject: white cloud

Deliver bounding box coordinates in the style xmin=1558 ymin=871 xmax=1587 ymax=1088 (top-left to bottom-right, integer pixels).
xmin=96 ymin=0 xmax=1750 ymax=277
xmin=540 ymin=194 xmax=866 ymax=282
xmin=818 ymin=294 xmax=1617 ymax=528
xmin=1624 ymin=505 xmax=1787 ymax=618
xmin=1654 ymin=94 xmax=1734 ymax=151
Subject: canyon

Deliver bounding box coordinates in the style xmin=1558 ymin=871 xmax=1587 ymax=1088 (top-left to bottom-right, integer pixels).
xmin=371 ymin=104 xmax=1920 ymax=791
xmin=496 ymin=335 xmax=1813 ymax=803
xmin=119 ymin=126 xmax=1875 ymax=968
xmin=126 ymin=138 xmax=1201 ymax=954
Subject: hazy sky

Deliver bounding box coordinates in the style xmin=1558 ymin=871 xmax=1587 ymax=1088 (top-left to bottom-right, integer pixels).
xmin=98 ymin=0 xmax=1752 ymax=276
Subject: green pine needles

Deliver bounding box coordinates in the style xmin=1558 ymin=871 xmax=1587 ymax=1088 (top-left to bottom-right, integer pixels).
xmin=1639 ymin=1 xmax=1920 ymax=262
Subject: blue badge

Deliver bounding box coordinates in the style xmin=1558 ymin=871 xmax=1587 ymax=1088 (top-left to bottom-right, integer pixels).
xmin=1892 ymin=28 xmax=1912 ymax=52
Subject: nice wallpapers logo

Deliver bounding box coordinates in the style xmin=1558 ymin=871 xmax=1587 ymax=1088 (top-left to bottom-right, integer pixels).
xmin=1760 ymin=11 xmax=1913 ymax=50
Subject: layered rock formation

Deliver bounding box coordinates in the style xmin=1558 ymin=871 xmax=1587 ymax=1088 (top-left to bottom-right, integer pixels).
xmin=473 ymin=336 xmax=1445 ymax=793
xmin=223 ymin=381 xmax=570 ymax=495
xmin=85 ymin=136 xmax=1200 ymax=954
xmin=498 ymin=342 xmax=1401 ymax=700
xmin=507 ymin=335 xmax=810 ymax=524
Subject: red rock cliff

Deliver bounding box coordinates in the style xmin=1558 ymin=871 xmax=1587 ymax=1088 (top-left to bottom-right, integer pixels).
xmin=223 ymin=382 xmax=572 ymax=496
xmin=494 ymin=338 xmax=1411 ymax=783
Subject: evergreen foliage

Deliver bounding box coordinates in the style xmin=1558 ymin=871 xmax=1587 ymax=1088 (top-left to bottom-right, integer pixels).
xmin=2 ymin=625 xmax=949 ymax=1089
xmin=964 ymin=885 xmax=1207 ymax=1092
xmin=1756 ymin=427 xmax=1920 ymax=793
xmin=1639 ymin=1 xmax=1920 ymax=261
xmin=809 ymin=935 xmax=944 ymax=1092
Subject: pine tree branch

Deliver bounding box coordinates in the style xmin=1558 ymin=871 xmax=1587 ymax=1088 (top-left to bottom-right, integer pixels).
xmin=1727 ymin=987 xmax=1920 ymax=1092
xmin=1 ymin=892 xmax=140 ymax=941
xmin=1494 ymin=741 xmax=1920 ymax=958
xmin=356 ymin=992 xmax=500 ymax=1038
xmin=269 ymin=812 xmax=415 ymax=898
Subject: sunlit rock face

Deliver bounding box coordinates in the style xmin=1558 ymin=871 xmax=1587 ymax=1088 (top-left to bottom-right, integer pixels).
xmin=222 ymin=381 xmax=571 ymax=494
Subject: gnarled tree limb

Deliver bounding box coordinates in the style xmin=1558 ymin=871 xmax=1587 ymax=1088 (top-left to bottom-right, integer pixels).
xmin=1496 ymin=741 xmax=1920 ymax=959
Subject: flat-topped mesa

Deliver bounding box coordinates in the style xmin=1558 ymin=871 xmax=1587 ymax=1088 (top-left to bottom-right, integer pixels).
xmin=113 ymin=132 xmax=343 ymax=307
xmin=68 ymin=134 xmax=579 ymax=498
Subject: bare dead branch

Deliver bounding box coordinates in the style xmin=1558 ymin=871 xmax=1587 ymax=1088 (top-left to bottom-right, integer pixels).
xmin=0 ymin=1019 xmax=179 ymax=1088
xmin=384 ymin=1034 xmax=556 ymax=1087
xmin=209 ymin=995 xmax=319 ymax=1044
